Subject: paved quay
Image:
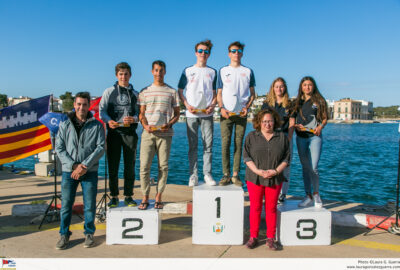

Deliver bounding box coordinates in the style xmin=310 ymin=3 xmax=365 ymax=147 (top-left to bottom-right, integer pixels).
xmin=0 ymin=170 xmax=400 ymax=258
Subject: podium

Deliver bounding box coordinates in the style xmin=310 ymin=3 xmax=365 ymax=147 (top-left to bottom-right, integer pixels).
xmin=277 ymin=200 xmax=331 ymax=246
xmin=192 ymin=184 xmax=244 ymax=245
xmin=106 ymin=200 xmax=161 ymax=245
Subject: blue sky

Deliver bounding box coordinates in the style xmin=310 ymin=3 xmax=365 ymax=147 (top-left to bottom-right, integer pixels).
xmin=0 ymin=0 xmax=399 ymax=106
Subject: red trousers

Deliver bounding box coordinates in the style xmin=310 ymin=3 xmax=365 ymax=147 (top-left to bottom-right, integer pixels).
xmin=247 ymin=180 xmax=282 ymax=239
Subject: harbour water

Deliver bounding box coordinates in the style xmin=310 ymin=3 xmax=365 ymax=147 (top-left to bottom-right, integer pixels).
xmin=7 ymin=122 xmax=400 ymax=206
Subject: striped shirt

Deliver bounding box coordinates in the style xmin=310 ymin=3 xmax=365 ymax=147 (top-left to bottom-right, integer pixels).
xmin=138 ymin=83 xmax=179 ymax=137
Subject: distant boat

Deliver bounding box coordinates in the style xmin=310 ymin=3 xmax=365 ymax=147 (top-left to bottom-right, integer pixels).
xmin=381 ymin=120 xmax=397 ymax=123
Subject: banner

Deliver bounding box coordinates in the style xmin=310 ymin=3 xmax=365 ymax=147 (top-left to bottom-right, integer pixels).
xmin=0 ymin=95 xmax=52 ymax=165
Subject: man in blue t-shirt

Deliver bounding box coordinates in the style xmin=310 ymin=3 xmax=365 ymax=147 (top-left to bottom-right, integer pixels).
xmin=178 ymin=40 xmax=218 ymax=186
xmin=217 ymin=41 xmax=255 ymax=186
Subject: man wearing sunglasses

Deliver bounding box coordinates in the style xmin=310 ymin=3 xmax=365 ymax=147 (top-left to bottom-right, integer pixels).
xmin=217 ymin=41 xmax=256 ymax=186
xmin=178 ymin=40 xmax=218 ymax=187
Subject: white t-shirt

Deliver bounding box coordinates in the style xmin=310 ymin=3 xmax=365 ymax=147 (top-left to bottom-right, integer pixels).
xmin=217 ymin=65 xmax=255 ymax=113
xmin=178 ymin=65 xmax=217 ymax=118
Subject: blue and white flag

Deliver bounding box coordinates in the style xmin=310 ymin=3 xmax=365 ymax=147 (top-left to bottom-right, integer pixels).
xmin=39 ymin=112 xmax=68 ymax=135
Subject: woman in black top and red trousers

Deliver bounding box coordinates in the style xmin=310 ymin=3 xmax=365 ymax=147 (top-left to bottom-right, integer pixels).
xmin=261 ymin=77 xmax=295 ymax=204
xmin=243 ymin=109 xmax=290 ymax=250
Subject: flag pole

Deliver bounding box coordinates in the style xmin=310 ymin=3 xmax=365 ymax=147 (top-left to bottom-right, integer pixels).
xmin=39 ymin=94 xmax=62 ymax=229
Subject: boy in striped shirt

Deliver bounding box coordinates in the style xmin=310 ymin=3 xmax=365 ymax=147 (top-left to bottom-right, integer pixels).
xmin=138 ymin=60 xmax=180 ymax=210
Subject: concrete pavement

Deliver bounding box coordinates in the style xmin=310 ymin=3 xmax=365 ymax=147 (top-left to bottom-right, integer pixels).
xmin=1 ymin=170 xmax=400 ymax=258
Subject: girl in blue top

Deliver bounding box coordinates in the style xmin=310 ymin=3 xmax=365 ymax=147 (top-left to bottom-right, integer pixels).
xmin=292 ymin=76 xmax=328 ymax=208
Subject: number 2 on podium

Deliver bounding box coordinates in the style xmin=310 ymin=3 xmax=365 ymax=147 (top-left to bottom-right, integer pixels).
xmin=215 ymin=197 xmax=221 ymax=218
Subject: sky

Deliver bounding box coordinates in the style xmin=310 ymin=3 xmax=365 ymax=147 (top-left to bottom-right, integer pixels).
xmin=0 ymin=0 xmax=399 ymax=106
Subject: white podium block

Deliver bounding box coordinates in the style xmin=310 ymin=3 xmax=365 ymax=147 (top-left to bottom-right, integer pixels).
xmin=106 ymin=200 xmax=161 ymax=245
xmin=277 ymin=200 xmax=331 ymax=246
xmin=193 ymin=184 xmax=244 ymax=245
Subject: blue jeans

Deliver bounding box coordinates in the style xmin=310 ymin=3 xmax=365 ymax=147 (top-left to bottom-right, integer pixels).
xmin=59 ymin=171 xmax=98 ymax=236
xmin=296 ymin=135 xmax=322 ymax=195
xmin=186 ymin=116 xmax=214 ymax=177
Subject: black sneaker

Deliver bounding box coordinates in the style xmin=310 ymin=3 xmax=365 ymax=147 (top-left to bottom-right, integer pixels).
xmin=108 ymin=197 xmax=118 ymax=208
xmin=219 ymin=175 xmax=231 ymax=186
xmin=278 ymin=194 xmax=286 ymax=205
xmin=124 ymin=196 xmax=137 ymax=207
xmin=84 ymin=234 xmax=95 ymax=248
xmin=55 ymin=235 xmax=70 ymax=250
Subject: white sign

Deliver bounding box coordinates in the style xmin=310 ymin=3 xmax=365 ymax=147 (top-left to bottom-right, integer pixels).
xmin=277 ymin=200 xmax=331 ymax=246
xmin=192 ymin=184 xmax=244 ymax=245
xmin=106 ymin=200 xmax=161 ymax=245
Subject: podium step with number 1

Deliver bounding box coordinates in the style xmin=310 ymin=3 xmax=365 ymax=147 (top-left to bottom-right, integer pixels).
xmin=192 ymin=184 xmax=244 ymax=245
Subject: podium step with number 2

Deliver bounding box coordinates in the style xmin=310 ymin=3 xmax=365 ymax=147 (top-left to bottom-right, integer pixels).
xmin=106 ymin=200 xmax=161 ymax=245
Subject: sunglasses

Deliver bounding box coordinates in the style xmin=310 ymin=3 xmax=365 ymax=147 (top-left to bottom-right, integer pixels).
xmin=230 ymin=49 xmax=243 ymax=54
xmin=197 ymin=49 xmax=210 ymax=54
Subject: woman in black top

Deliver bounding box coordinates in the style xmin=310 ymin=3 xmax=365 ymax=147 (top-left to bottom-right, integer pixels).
xmin=261 ymin=77 xmax=294 ymax=204
xmin=243 ymin=109 xmax=290 ymax=250
xmin=292 ymin=76 xmax=328 ymax=208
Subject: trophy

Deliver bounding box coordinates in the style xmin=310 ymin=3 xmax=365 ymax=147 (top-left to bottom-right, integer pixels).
xmin=192 ymin=91 xmax=208 ymax=114
xmin=118 ymin=107 xmax=130 ymax=127
xmin=228 ymin=95 xmax=246 ymax=117
xmin=149 ymin=113 xmax=167 ymax=131
xmin=298 ymin=116 xmax=317 ymax=134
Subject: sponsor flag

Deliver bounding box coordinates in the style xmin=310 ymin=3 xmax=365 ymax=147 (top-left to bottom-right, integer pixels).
xmin=39 ymin=112 xmax=68 ymax=135
xmin=0 ymin=95 xmax=52 ymax=165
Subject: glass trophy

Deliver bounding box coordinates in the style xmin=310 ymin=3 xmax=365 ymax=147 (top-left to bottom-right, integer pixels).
xmin=192 ymin=91 xmax=207 ymax=114
xmin=150 ymin=113 xmax=167 ymax=131
xmin=118 ymin=107 xmax=130 ymax=127
xmin=228 ymin=95 xmax=245 ymax=117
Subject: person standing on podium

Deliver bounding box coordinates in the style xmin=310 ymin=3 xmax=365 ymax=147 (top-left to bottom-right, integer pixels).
xmin=55 ymin=92 xmax=105 ymax=249
xmin=292 ymin=76 xmax=328 ymax=208
xmin=178 ymin=39 xmax=218 ymax=187
xmin=138 ymin=60 xmax=180 ymax=210
xmin=99 ymin=62 xmax=140 ymax=208
xmin=217 ymin=41 xmax=255 ymax=187
xmin=243 ymin=109 xmax=290 ymax=250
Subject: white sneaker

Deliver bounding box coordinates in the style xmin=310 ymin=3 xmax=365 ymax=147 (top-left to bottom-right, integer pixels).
xmin=298 ymin=196 xmax=313 ymax=207
xmin=204 ymin=175 xmax=216 ymax=186
xmin=313 ymin=194 xmax=323 ymax=208
xmin=188 ymin=174 xmax=198 ymax=187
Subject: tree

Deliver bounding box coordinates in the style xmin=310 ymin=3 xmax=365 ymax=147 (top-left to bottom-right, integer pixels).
xmin=59 ymin=91 xmax=74 ymax=112
xmin=0 ymin=93 xmax=8 ymax=108
xmin=373 ymin=105 xmax=400 ymax=118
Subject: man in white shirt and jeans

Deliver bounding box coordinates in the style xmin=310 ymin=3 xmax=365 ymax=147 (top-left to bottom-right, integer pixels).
xmin=217 ymin=41 xmax=255 ymax=186
xmin=178 ymin=40 xmax=217 ymax=186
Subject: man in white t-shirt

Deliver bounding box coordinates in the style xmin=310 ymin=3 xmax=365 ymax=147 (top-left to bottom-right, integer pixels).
xmin=178 ymin=40 xmax=217 ymax=186
xmin=217 ymin=41 xmax=255 ymax=186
